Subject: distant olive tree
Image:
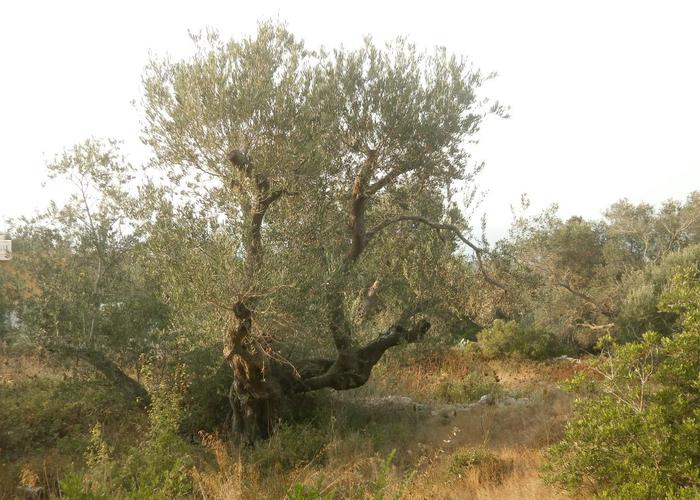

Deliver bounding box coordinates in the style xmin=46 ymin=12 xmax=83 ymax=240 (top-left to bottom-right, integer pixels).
xmin=470 ymin=192 xmax=700 ymax=351
xmin=5 ymin=140 xmax=167 ymax=402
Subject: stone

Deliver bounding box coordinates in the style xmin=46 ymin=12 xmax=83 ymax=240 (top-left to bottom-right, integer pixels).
xmin=479 ymin=394 xmax=495 ymax=405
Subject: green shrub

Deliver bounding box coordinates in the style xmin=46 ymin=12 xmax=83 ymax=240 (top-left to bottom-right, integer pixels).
xmin=437 ymin=371 xmax=501 ymax=403
xmin=289 ymin=481 xmax=334 ymax=500
xmin=118 ymin=384 xmax=194 ymax=497
xmin=476 ymin=319 xmax=564 ymax=360
xmin=544 ymin=268 xmax=700 ymax=498
xmin=616 ymin=243 xmax=700 ymax=341
xmin=0 ymin=377 xmax=136 ymax=455
xmin=58 ymin=470 xmax=107 ymax=500
xmin=61 ymin=380 xmax=195 ymax=499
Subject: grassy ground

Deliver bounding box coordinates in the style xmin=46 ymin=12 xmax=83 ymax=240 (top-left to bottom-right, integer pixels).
xmin=0 ymin=344 xmax=581 ymax=499
xmin=0 ymin=344 xmax=146 ymax=498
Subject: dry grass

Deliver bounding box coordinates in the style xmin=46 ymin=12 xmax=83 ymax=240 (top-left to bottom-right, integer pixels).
xmin=363 ymin=348 xmax=479 ymax=402
xmin=363 ymin=347 xmax=582 ymax=402
xmin=0 ymin=343 xmax=61 ymax=383
xmin=1 ymin=345 xmax=581 ymax=499
xmin=192 ymin=437 xmax=568 ymax=499
xmin=191 ymin=434 xmax=252 ymax=499
xmin=192 ymin=433 xmax=398 ymax=499
xmin=388 ymin=350 xmax=575 ymax=498
xmin=191 ymin=351 xmax=578 ymax=499
xmin=409 ymin=447 xmax=567 ymax=500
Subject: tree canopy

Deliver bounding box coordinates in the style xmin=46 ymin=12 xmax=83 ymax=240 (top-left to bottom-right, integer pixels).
xmin=134 ymin=23 xmax=504 ymax=442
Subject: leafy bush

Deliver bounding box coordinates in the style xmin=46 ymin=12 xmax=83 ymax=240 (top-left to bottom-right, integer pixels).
xmin=119 ymin=384 xmax=194 ymax=497
xmin=616 ymin=243 xmax=700 ymax=341
xmin=476 ymin=319 xmax=564 ymax=360
xmin=437 ymin=371 xmax=501 ymax=403
xmin=544 ymin=268 xmax=700 ymax=498
xmin=0 ymin=377 xmax=136 ymax=455
xmin=289 ymin=481 xmax=334 ymax=500
xmin=60 ymin=381 xmax=195 ymax=498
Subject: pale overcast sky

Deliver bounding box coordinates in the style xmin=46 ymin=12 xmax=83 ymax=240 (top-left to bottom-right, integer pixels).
xmin=1 ymin=1 xmax=699 ymax=238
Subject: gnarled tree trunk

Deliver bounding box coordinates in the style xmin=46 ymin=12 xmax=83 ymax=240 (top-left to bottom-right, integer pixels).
xmin=221 ymin=148 xmax=491 ymax=444
xmin=224 ymin=308 xmax=431 ymax=444
xmin=221 ymin=150 xmax=439 ymax=444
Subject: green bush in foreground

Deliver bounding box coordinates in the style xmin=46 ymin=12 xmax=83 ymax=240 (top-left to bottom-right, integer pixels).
xmin=476 ymin=319 xmax=565 ymax=360
xmin=0 ymin=377 xmax=135 ymax=455
xmin=544 ymin=268 xmax=700 ymax=498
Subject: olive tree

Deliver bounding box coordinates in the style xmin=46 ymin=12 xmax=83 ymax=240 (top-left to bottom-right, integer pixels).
xmin=470 ymin=193 xmax=700 ymax=352
xmin=141 ymin=24 xmax=503 ymax=443
xmin=6 ymin=140 xmax=166 ymax=402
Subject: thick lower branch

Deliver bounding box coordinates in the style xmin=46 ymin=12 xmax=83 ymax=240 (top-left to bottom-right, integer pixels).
xmin=292 ymin=319 xmax=431 ymax=393
xmin=224 ymin=305 xmax=430 ymax=443
xmin=50 ymin=346 xmax=150 ymax=405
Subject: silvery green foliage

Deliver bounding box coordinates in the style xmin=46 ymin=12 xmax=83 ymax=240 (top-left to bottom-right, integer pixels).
xmin=139 ymin=23 xmax=501 ymax=356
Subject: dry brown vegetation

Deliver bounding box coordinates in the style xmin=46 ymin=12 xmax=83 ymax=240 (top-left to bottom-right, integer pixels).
xmin=1 ymin=343 xmax=580 ymax=498
xmin=191 ymin=350 xmax=577 ymax=499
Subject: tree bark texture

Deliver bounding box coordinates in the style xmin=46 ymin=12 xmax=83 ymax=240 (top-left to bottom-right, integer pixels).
xmin=222 ymin=149 xmax=445 ymax=444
